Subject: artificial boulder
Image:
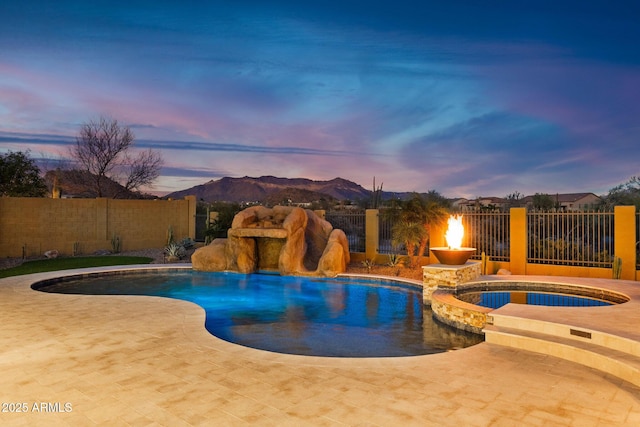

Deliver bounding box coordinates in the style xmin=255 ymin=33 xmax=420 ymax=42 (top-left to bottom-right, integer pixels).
xmin=190 ymin=239 xmax=228 ymax=271
xmin=192 ymin=206 xmax=349 ymax=277
xmin=316 ymin=229 xmax=349 ymax=277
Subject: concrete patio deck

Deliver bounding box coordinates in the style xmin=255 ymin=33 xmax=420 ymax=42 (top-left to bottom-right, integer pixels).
xmin=1 ymin=265 xmax=639 ymax=426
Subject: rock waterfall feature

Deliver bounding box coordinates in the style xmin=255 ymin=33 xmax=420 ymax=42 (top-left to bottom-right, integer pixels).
xmin=192 ymin=206 xmax=350 ymax=277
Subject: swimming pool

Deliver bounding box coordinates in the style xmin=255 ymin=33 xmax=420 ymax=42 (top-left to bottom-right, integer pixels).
xmin=33 ymin=270 xmax=482 ymax=357
xmin=458 ymin=290 xmax=614 ymax=309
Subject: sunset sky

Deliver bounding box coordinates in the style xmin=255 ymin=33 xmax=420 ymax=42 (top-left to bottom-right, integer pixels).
xmin=1 ymin=1 xmax=639 ymax=198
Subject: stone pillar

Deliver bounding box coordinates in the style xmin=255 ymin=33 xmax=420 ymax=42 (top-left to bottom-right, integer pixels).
xmin=509 ymin=208 xmax=527 ymax=275
xmin=422 ymin=262 xmax=481 ymax=306
xmin=365 ymin=209 xmax=379 ymax=261
xmin=614 ymin=205 xmax=636 ymax=280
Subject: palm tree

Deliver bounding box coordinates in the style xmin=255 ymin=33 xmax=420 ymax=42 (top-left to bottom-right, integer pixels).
xmin=391 ymin=219 xmax=426 ymax=266
xmin=387 ymin=192 xmax=450 ymax=267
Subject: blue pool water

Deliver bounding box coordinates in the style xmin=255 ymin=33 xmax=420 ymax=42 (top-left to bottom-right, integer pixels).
xmin=34 ymin=271 xmax=482 ymax=357
xmin=468 ymin=291 xmax=613 ymax=309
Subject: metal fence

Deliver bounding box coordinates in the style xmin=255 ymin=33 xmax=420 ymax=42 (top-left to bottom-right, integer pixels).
xmin=325 ymin=210 xmax=366 ymax=253
xmin=326 ymin=209 xmax=627 ymax=269
xmin=195 ymin=213 xmax=208 ymax=241
xmin=527 ymin=210 xmax=614 ymax=267
xmin=379 ymin=212 xmax=396 ymax=254
xmin=461 ymin=212 xmax=510 ymax=262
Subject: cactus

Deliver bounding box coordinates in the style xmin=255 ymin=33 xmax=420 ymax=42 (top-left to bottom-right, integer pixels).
xmin=371 ymin=177 xmax=383 ymax=209
xmin=612 ymin=256 xmax=622 ymax=279
xmin=111 ymin=234 xmax=121 ymax=253
xmin=164 ymin=242 xmax=186 ymax=261
xmin=362 ymin=258 xmax=374 ymax=273
xmin=388 ymin=253 xmax=401 ymax=267
xmin=166 ymin=225 xmax=174 ymax=246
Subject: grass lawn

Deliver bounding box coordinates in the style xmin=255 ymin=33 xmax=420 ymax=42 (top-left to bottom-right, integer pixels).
xmin=0 ymin=256 xmax=154 ymax=278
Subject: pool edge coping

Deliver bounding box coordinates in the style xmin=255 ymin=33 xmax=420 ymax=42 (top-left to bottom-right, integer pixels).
xmin=17 ymin=264 xmax=475 ymax=367
xmin=8 ymin=266 xmax=640 ymax=369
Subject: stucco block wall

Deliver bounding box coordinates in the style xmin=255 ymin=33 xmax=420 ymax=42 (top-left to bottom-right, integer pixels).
xmin=361 ymin=207 xmax=638 ymax=281
xmin=0 ymin=196 xmax=195 ymax=258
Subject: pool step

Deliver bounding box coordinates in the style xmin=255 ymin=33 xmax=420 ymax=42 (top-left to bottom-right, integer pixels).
xmin=488 ymin=313 xmax=640 ymax=357
xmin=484 ymin=315 xmax=640 ymax=388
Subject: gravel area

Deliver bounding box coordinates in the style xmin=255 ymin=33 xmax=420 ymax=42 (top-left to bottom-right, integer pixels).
xmin=0 ymin=257 xmax=25 ymax=270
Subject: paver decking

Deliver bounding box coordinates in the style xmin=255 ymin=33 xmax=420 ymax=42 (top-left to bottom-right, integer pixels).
xmin=1 ymin=266 xmax=639 ymax=426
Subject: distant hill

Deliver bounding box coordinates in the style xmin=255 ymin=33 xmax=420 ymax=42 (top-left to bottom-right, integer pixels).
xmin=165 ymin=176 xmax=372 ymax=204
xmin=262 ymin=188 xmax=337 ymax=206
xmin=44 ymin=169 xmax=156 ymax=199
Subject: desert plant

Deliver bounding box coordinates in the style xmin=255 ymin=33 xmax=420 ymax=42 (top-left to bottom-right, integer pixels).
xmin=164 ymin=242 xmax=186 ymax=261
xmin=111 ymin=234 xmax=121 ymax=253
xmin=179 ymin=237 xmax=195 ymax=249
xmin=361 ymin=258 xmax=374 ymax=273
xmin=387 ymin=192 xmax=449 ymax=267
xmin=388 ymin=252 xmax=404 ymax=276
xmin=612 ymin=256 xmax=622 ymax=279
xmin=371 ymin=176 xmax=383 ymax=209
xmin=166 ymin=225 xmax=174 ymax=246
xmin=388 ymin=253 xmax=402 ymax=267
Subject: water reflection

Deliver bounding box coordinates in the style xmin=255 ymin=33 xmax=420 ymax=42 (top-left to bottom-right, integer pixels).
xmin=35 ymin=271 xmax=483 ymax=357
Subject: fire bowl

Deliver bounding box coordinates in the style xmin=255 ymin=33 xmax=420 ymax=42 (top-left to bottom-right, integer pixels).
xmin=430 ymin=247 xmax=476 ymax=265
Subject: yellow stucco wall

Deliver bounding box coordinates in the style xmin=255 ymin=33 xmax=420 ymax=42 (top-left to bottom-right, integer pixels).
xmin=614 ymin=205 xmax=637 ymax=280
xmin=365 ymin=209 xmax=379 ymax=261
xmin=0 ymin=196 xmax=196 ymax=258
xmin=509 ymin=208 xmax=528 ymax=275
xmin=7 ymin=199 xmax=634 ymax=281
xmin=359 ymin=206 xmax=638 ymax=281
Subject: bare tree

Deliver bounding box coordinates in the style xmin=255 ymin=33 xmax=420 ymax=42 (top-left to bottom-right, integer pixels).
xmin=70 ymin=117 xmax=163 ymax=197
xmin=123 ymin=148 xmax=164 ymax=193
xmin=504 ymin=191 xmax=524 ymax=208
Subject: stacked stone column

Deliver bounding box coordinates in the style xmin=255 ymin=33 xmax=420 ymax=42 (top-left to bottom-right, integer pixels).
xmin=422 ymin=262 xmax=481 ymax=306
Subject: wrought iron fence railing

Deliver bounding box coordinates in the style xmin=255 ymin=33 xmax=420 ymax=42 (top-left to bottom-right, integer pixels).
xmin=325 ymin=208 xmax=632 ymax=270
xmin=379 ymin=213 xmax=396 ymax=254
xmin=195 ymin=213 xmax=208 ymax=241
xmin=325 ymin=210 xmax=366 ymax=253
xmin=527 ymin=210 xmax=614 ymax=267
xmin=461 ymin=212 xmax=510 ymax=262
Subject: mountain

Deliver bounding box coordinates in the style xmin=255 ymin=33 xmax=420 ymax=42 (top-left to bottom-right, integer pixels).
xmin=44 ymin=169 xmax=155 ymax=199
xmin=165 ymin=176 xmax=371 ymax=203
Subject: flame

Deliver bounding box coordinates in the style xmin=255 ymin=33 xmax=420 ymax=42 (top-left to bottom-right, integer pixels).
xmin=445 ymin=214 xmax=464 ymax=250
